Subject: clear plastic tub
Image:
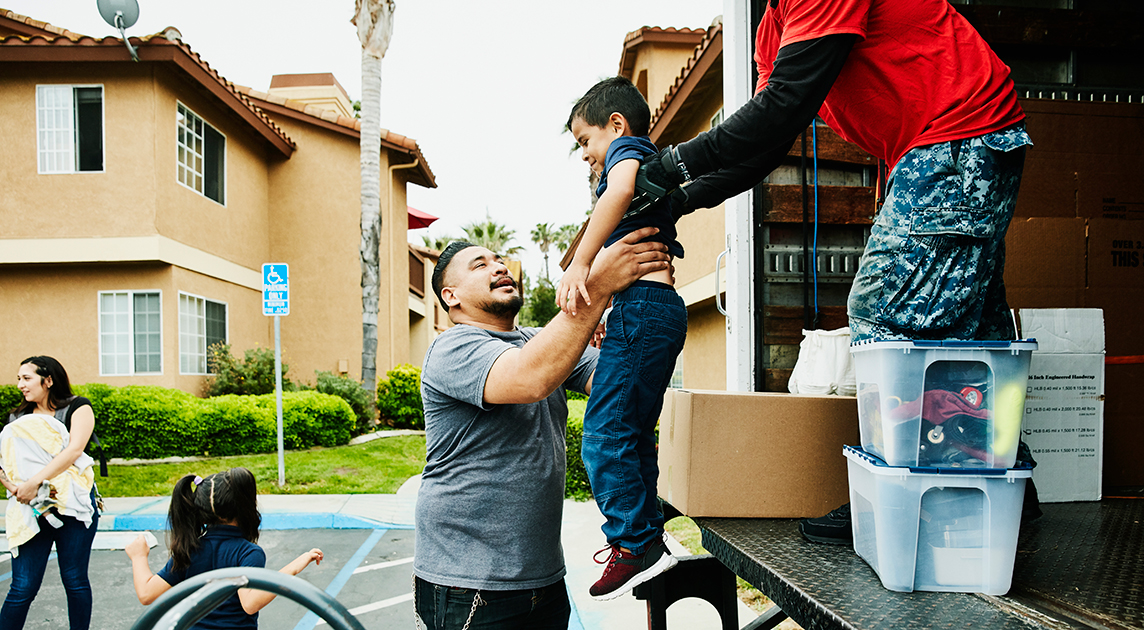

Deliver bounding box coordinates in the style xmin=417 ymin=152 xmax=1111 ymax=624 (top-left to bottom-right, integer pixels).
xmin=851 ymin=339 xmax=1038 ymax=468
xmin=845 ymin=445 xmax=1031 ymax=594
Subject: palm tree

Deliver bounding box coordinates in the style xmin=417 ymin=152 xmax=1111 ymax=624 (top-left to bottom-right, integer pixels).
xmin=530 ymin=222 xmax=557 ymax=280
xmin=462 ymin=216 xmax=524 ymax=258
xmin=421 ymin=234 xmax=458 ymax=253
xmin=353 ymin=0 xmax=395 ymax=388
xmin=554 ymin=222 xmax=581 ymax=256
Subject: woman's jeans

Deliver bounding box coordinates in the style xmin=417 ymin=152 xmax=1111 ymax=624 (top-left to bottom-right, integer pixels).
xmin=582 ymin=283 xmax=687 ymax=554
xmin=0 ymin=492 xmax=99 ymax=630
xmin=414 ymin=577 xmax=570 ymax=630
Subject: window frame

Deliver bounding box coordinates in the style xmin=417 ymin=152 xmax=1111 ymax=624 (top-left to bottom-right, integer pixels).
xmin=178 ymin=291 xmax=229 ymax=375
xmin=35 ymin=84 xmax=105 ymax=175
xmin=175 ymin=101 xmax=227 ymax=206
xmin=98 ymin=290 xmax=163 ymax=377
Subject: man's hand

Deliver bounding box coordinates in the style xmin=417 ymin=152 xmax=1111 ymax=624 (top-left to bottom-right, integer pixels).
xmin=587 ymin=227 xmax=670 ymax=298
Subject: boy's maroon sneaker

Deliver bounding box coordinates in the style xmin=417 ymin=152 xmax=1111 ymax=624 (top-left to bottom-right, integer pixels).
xmin=589 ymin=535 xmax=678 ymax=601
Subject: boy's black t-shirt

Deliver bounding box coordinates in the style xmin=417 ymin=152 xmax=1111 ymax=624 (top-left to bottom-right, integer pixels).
xmin=599 ymin=136 xmax=685 ymax=259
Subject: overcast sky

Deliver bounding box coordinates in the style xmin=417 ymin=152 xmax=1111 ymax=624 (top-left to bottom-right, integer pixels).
xmin=8 ymin=0 xmax=722 ymax=281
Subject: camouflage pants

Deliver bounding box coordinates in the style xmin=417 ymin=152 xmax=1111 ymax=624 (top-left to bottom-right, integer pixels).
xmin=847 ymin=124 xmax=1033 ymax=342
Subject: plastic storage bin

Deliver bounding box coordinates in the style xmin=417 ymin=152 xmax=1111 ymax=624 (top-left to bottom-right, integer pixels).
xmin=851 ymin=339 xmax=1038 ymax=468
xmin=845 ymin=445 xmax=1031 ymax=594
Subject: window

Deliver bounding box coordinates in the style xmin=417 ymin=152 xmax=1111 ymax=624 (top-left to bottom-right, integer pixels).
xmin=710 ymin=108 xmax=724 ymax=129
xmin=36 ymin=85 xmax=103 ymax=173
xmin=99 ymin=291 xmax=162 ymax=375
xmin=176 ymin=103 xmax=226 ymax=204
xmin=180 ymin=293 xmax=227 ymax=374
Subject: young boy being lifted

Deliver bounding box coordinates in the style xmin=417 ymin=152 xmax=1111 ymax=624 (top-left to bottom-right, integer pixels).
xmin=559 ymin=76 xmax=687 ymax=600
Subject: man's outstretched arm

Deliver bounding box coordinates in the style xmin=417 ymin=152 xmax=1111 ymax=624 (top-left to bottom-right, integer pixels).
xmin=483 ymin=228 xmax=669 ymax=405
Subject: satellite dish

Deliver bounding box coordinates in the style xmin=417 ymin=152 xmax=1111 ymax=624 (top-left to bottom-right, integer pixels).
xmin=96 ymin=0 xmax=139 ymax=29
xmin=96 ymin=0 xmax=140 ymax=62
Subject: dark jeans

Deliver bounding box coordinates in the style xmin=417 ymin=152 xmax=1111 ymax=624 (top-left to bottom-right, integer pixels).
xmin=0 ymin=492 xmax=99 ymax=630
xmin=414 ymin=577 xmax=570 ymax=630
xmin=582 ymin=283 xmax=687 ymax=554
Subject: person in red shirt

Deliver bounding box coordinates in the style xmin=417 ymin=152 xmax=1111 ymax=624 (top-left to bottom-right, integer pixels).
xmin=637 ymin=0 xmax=1038 ymax=543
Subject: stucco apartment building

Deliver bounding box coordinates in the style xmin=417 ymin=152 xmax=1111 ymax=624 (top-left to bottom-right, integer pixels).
xmin=616 ymin=22 xmax=730 ymax=391
xmin=0 ymin=9 xmax=446 ymax=394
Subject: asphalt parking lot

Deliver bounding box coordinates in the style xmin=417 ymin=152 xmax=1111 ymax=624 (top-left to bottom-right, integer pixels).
xmin=0 ymin=528 xmax=417 ymax=630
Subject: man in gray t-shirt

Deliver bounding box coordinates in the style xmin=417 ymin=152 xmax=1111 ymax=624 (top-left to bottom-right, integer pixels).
xmin=414 ymin=228 xmax=670 ymax=630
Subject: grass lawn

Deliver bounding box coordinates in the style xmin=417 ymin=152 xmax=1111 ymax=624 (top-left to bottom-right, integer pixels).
xmin=97 ymin=435 xmax=426 ymax=497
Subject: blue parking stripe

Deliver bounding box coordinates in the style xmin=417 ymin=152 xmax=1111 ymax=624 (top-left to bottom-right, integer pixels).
xmin=567 ymin=582 xmax=585 ymax=630
xmin=0 ymin=552 xmax=56 ymax=583
xmin=291 ymin=528 xmax=386 ymax=630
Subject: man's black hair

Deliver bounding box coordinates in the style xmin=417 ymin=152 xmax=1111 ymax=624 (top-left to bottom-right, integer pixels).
xmin=432 ymin=240 xmax=476 ymax=313
xmin=566 ymin=76 xmax=651 ymax=137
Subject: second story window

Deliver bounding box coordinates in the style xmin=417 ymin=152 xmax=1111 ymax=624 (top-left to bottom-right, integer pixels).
xmin=176 ymin=103 xmax=226 ymax=205
xmin=36 ymin=85 xmax=104 ymax=174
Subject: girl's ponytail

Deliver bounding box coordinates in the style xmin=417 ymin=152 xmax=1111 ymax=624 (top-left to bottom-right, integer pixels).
xmin=167 ymin=474 xmax=205 ymax=572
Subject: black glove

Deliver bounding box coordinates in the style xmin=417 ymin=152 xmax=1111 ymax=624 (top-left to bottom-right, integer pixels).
xmin=625 ymin=146 xmax=689 ymax=220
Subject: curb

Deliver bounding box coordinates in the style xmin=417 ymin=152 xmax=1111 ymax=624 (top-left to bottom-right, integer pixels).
xmin=99 ymin=512 xmax=411 ymax=532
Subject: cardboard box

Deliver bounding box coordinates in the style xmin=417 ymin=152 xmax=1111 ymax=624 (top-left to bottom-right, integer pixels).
xmin=1103 ymin=363 xmax=1144 ymax=489
xmin=1004 ymin=217 xmax=1087 ymax=308
xmin=657 ymin=389 xmax=858 ymax=518
xmin=1087 ymin=219 xmax=1144 ymax=290
xmin=1016 ymin=99 xmax=1144 ymax=220
xmin=1018 ymin=309 xmax=1105 ymax=502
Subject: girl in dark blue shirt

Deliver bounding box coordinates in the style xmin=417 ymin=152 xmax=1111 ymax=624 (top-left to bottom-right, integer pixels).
xmin=125 ymin=468 xmax=322 ymax=629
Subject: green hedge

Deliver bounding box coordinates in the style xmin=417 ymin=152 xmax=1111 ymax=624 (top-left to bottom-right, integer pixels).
xmin=377 ymin=364 xmax=424 ymax=430
xmin=2 ymin=383 xmax=355 ymax=459
xmin=565 ymin=399 xmax=592 ymax=501
xmin=0 ymin=385 xmax=22 ymax=417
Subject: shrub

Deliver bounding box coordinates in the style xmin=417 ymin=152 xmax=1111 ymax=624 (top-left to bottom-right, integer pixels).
xmin=205 ymin=343 xmax=291 ymax=396
xmin=376 ymin=364 xmax=424 ymax=430
xmin=565 ymin=399 xmax=592 ymax=501
xmin=316 ymin=371 xmax=376 ymax=435
xmin=0 ymin=385 xmax=23 ymax=417
xmin=83 ymin=383 xmax=353 ymax=459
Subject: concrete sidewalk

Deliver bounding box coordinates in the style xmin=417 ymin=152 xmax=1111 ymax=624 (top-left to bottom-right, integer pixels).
xmin=2 ymin=479 xmax=758 ymax=629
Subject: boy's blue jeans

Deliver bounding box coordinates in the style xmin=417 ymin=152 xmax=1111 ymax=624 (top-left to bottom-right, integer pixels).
xmin=0 ymin=490 xmax=99 ymax=630
xmin=583 ymin=283 xmax=687 ymax=555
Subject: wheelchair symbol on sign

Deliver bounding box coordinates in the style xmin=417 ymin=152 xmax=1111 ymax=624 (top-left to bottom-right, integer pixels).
xmin=267 ymin=269 xmax=284 ymax=285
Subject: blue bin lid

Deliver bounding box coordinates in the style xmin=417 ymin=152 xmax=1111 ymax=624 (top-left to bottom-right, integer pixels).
xmin=844 ymin=445 xmax=1034 ymax=475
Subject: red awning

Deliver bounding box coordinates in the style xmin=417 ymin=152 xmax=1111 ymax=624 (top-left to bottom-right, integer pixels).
xmin=407 ymin=206 xmax=439 ymax=229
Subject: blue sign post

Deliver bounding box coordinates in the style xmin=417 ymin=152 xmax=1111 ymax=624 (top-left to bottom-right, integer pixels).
xmin=262 ymin=264 xmax=289 ymax=486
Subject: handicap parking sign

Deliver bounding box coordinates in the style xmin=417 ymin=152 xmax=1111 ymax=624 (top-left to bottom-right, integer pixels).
xmin=263 ymin=263 xmax=289 ymax=316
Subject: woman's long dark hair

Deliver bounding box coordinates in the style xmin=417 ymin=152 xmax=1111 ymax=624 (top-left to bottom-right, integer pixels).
xmin=167 ymin=468 xmax=261 ymax=571
xmin=11 ymin=356 xmax=74 ymax=417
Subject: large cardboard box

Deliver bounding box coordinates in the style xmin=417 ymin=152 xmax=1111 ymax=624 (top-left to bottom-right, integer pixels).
xmin=1018 ymin=309 xmax=1105 ymax=502
xmin=1016 ymin=99 xmax=1144 ymax=220
xmin=657 ymin=389 xmax=858 ymax=518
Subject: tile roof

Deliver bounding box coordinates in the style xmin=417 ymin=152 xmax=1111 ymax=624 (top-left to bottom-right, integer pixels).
xmin=0 ymin=8 xmax=84 ymax=39
xmin=648 ymin=20 xmax=724 ymax=128
xmin=234 ymin=85 xmax=436 ymax=188
xmin=0 ymin=13 xmax=296 ymax=156
xmin=618 ymin=25 xmax=708 ymax=81
xmin=0 ymin=7 xmax=435 ymax=186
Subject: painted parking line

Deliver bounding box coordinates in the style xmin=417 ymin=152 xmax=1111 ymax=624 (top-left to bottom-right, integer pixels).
xmin=315 ymin=592 xmax=415 ymax=626
xmin=0 ymin=552 xmax=55 ymax=583
xmin=352 ymin=556 xmax=413 ymax=574
xmin=291 ymin=528 xmax=386 ymax=630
